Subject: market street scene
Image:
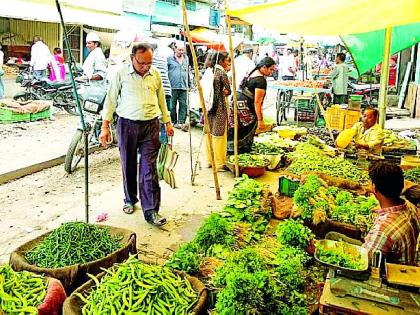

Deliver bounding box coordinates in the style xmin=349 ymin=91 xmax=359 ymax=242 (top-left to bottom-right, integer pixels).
xmin=0 ymin=0 xmax=420 ymax=314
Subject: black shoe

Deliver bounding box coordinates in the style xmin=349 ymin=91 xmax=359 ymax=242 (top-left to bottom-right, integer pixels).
xmin=146 ymin=211 xmax=167 ymax=226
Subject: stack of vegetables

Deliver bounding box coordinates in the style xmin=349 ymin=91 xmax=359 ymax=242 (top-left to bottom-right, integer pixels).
xmin=0 ymin=265 xmax=48 ymax=313
xmin=303 ymin=127 xmax=339 ymax=147
xmin=229 ymin=153 xmax=269 ymax=168
xmin=383 ymin=129 xmax=410 ymax=148
xmin=254 ymin=132 xmax=298 ymax=153
xmin=26 ymin=222 xmax=122 ymax=268
xmin=74 ymin=256 xmax=199 ymax=314
xmin=288 ymin=143 xmax=369 ymax=184
xmin=293 ymin=174 xmax=378 ymax=231
xmin=167 ymin=176 xmax=325 ymax=314
xmin=315 ymin=241 xmax=365 ymax=270
xmin=404 ymin=167 xmax=420 ymax=184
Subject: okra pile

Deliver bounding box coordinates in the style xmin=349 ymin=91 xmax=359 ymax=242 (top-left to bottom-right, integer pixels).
xmin=76 ymin=256 xmax=198 ymax=314
xmin=0 ymin=265 xmax=47 ymax=314
xmin=26 ymin=222 xmax=122 ymax=268
xmin=404 ymin=167 xmax=420 ymax=184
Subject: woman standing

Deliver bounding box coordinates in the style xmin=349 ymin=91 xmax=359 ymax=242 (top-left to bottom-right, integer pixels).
xmin=227 ymin=57 xmax=276 ymax=154
xmin=205 ymin=53 xmax=232 ymax=171
xmin=49 ymin=48 xmax=66 ymax=81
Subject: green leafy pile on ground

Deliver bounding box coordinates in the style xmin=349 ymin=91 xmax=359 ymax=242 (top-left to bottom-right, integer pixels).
xmin=293 ymin=174 xmax=378 ymax=231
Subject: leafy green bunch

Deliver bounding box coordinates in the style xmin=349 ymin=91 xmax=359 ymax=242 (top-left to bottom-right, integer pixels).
xmin=276 ymin=219 xmax=313 ymax=249
xmin=166 ymin=213 xmax=235 ymax=274
xmin=293 ymin=174 xmax=323 ymax=220
xmin=316 ymin=241 xmax=364 ymax=270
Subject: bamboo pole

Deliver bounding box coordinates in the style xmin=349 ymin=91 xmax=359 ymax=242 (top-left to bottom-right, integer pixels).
xmin=378 ymin=27 xmax=392 ymax=128
xmin=224 ymin=2 xmax=239 ymax=177
xmin=181 ymin=0 xmax=221 ymax=200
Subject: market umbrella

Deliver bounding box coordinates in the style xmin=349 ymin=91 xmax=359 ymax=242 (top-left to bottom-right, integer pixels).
xmin=227 ymin=0 xmax=420 ymax=127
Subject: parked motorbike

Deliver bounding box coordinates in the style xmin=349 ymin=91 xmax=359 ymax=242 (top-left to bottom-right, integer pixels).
xmin=64 ymin=85 xmax=117 ymax=174
xmin=13 ymin=70 xmax=84 ymax=115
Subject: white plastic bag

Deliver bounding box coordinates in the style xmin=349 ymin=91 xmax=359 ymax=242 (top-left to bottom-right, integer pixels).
xmin=200 ymin=67 xmax=214 ymax=112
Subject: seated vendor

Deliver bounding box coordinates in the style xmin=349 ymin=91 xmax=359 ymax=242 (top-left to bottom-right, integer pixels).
xmin=352 ymin=108 xmax=384 ymax=155
xmin=328 ymin=161 xmax=419 ymax=266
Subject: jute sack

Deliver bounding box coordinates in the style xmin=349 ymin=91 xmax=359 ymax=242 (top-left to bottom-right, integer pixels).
xmin=9 ymin=225 xmax=136 ymax=294
xmin=63 ymin=268 xmax=208 ymax=315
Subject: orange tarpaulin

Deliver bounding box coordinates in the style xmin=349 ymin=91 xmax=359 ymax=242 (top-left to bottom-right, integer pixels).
xmin=188 ymin=28 xmax=243 ymax=52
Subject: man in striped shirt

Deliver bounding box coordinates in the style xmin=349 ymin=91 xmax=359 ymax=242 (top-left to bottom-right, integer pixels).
xmin=151 ymin=42 xmax=172 ymax=112
xmin=363 ymin=162 xmax=419 ymax=265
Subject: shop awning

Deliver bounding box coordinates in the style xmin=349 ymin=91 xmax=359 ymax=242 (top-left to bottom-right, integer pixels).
xmin=2 ymin=0 xmax=123 ymax=30
xmin=342 ymin=23 xmax=420 ymax=74
xmin=189 ymin=28 xmax=243 ymax=52
xmin=227 ymin=0 xmax=420 ymax=36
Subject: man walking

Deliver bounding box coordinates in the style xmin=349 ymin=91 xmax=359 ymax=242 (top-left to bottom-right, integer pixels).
xmin=167 ymin=42 xmax=189 ymax=132
xmin=331 ymin=52 xmax=349 ymax=104
xmin=233 ymin=47 xmax=255 ymax=92
xmin=281 ymin=48 xmax=296 ymax=80
xmin=30 ymin=36 xmax=52 ymax=79
xmin=100 ymin=42 xmax=174 ymax=226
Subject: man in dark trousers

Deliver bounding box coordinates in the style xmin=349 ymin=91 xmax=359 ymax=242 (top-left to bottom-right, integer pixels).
xmin=167 ymin=42 xmax=190 ymax=132
xmin=100 ymin=42 xmax=174 ymax=226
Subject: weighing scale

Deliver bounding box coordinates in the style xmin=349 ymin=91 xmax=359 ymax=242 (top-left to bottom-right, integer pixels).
xmin=317 ymin=240 xmax=420 ymax=314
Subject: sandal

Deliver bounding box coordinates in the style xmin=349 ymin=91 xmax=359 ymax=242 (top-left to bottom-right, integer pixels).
xmin=123 ymin=203 xmax=135 ymax=214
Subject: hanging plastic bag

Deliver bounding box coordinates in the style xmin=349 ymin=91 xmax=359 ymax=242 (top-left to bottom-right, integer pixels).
xmin=157 ymin=137 xmax=178 ymax=189
xmin=201 ymin=67 xmax=214 ymax=112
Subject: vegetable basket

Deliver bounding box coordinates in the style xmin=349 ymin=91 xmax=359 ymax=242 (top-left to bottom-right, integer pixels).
xmin=63 ymin=267 xmax=208 ymax=315
xmin=314 ymin=239 xmax=369 ymax=273
xmin=227 ymin=159 xmax=270 ymax=178
xmin=9 ymin=225 xmax=137 ymax=294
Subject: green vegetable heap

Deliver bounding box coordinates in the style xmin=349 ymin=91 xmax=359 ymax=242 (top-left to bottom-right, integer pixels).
xmin=166 ymin=213 xmax=235 ymax=273
xmin=293 ymin=175 xmax=378 ymax=230
xmin=230 ymin=153 xmax=269 ymax=167
xmin=213 ymin=247 xmax=309 ymax=315
xmin=0 ymin=265 xmax=47 ymax=314
xmin=288 ymin=143 xmax=369 ymax=184
xmin=316 ymin=241 xmax=364 ymax=270
xmin=76 ymin=256 xmax=198 ymax=314
xmin=26 ymin=222 xmax=122 ymax=268
xmin=254 ymin=132 xmax=297 ymax=151
xmin=404 ymin=167 xmax=420 ymax=184
xmin=276 ymin=219 xmax=313 ymax=249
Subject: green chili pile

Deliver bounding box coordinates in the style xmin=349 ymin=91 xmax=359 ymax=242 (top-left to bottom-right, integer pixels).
xmin=404 ymin=167 xmax=420 ymax=184
xmin=0 ymin=264 xmax=47 ymax=314
xmin=75 ymin=256 xmax=198 ymax=314
xmin=26 ymin=222 xmax=122 ymax=268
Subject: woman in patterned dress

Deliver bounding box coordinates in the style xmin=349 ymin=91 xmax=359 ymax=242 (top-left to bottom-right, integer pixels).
xmin=206 ymin=53 xmax=232 ymax=171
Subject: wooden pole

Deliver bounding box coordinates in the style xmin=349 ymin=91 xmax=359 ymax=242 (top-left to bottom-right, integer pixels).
xmin=224 ymin=2 xmax=240 ymax=177
xmin=181 ymin=0 xmax=221 ymax=200
xmin=378 ymin=27 xmax=392 ymax=128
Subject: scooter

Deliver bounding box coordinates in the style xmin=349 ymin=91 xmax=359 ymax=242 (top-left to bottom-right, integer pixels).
xmin=14 ymin=69 xmax=85 ymax=115
xmin=64 ymin=85 xmax=117 ymax=174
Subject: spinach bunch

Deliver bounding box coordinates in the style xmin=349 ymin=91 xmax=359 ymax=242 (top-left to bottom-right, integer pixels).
xmin=275 ymin=246 xmax=309 ymax=290
xmin=276 ymin=219 xmax=313 ymax=249
xmin=165 ymin=242 xmax=201 ymax=274
xmin=316 ymin=241 xmax=364 ymax=270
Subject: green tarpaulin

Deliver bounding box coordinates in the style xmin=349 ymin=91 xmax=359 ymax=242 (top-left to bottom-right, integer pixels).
xmin=341 ymin=23 xmax=420 ymax=75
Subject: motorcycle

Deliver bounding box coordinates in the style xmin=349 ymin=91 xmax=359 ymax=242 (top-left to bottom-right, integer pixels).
xmin=14 ymin=69 xmax=84 ymax=115
xmin=64 ymin=85 xmax=117 ymax=174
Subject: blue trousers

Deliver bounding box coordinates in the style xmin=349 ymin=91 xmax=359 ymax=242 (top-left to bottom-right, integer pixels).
xmin=117 ymin=117 xmax=161 ymax=218
xmin=170 ymin=89 xmax=187 ymax=124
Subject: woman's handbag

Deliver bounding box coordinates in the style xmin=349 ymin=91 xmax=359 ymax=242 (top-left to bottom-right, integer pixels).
xmin=157 ymin=137 xmax=178 ymax=189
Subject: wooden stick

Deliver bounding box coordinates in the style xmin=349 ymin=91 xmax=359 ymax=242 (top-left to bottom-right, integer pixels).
xmin=224 ymin=4 xmax=240 ymax=177
xmin=181 ymin=0 xmax=221 ymax=200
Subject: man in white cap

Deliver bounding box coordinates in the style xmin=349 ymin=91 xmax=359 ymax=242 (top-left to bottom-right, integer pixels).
xmin=83 ymin=32 xmax=107 ymax=81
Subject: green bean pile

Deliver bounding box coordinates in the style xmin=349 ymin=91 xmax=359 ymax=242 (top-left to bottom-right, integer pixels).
xmin=288 ymin=145 xmax=369 ymax=184
xmin=0 ymin=264 xmax=47 ymax=314
xmin=26 ymin=222 xmax=122 ymax=268
xmin=75 ymin=256 xmax=198 ymax=314
xmin=404 ymin=167 xmax=420 ymax=184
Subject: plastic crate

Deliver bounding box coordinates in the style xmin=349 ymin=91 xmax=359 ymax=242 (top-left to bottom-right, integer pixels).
xmin=0 ymin=107 xmax=31 ymax=124
xmin=30 ymin=108 xmax=51 ymax=121
xmin=278 ymin=176 xmax=300 ymax=197
xmin=344 ymin=109 xmax=361 ymax=129
xmin=325 ymin=107 xmax=346 ymax=131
